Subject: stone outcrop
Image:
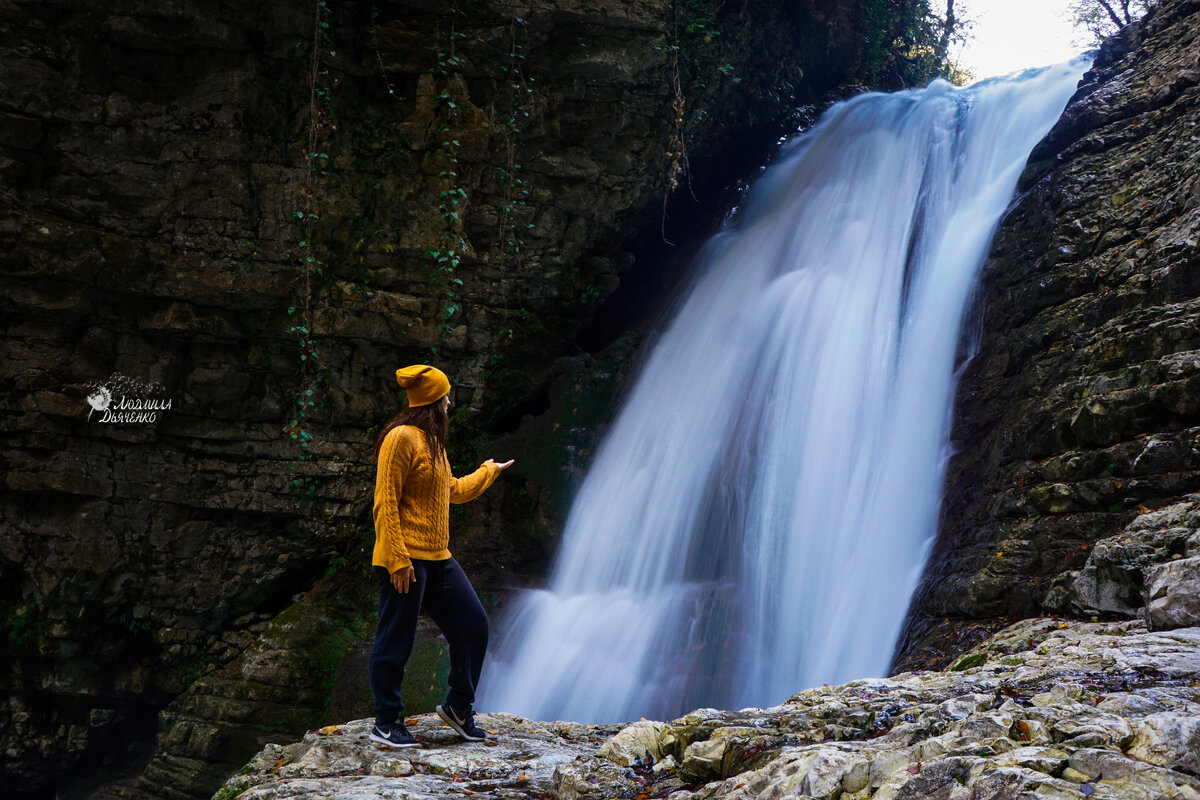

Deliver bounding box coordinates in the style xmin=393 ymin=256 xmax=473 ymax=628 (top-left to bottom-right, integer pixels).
xmin=104 ymin=571 xmax=370 ymax=800
xmin=0 ymin=0 xmax=942 ymax=795
xmin=1044 ymin=495 xmax=1200 ymax=618
xmin=899 ymin=0 xmax=1200 ymax=665
xmin=214 ymin=618 xmax=1200 ymax=800
xmin=1145 ymin=556 xmax=1200 ymax=630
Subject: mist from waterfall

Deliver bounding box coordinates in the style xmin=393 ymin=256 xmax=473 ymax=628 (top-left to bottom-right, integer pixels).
xmin=479 ymin=58 xmax=1092 ymax=724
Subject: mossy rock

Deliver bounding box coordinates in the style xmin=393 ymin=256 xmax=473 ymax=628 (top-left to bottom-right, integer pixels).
xmin=950 ymin=652 xmax=988 ymax=671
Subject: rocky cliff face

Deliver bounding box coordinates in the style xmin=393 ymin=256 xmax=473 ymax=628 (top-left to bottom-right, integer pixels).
xmin=897 ymin=0 xmax=1200 ymax=670
xmin=0 ymin=0 xmax=925 ymax=796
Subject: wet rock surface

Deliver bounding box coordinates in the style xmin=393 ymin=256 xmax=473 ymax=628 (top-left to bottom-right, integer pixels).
xmin=216 ymin=619 xmax=1200 ymax=800
xmin=901 ymin=0 xmax=1200 ymax=658
xmin=213 ymin=715 xmax=624 ymax=800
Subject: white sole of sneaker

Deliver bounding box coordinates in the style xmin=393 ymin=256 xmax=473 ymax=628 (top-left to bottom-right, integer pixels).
xmin=369 ymin=730 xmax=421 ymax=748
xmin=436 ymin=704 xmax=485 ymax=742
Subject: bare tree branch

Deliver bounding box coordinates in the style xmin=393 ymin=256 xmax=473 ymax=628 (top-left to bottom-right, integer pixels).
xmin=1095 ymin=0 xmax=1127 ymax=30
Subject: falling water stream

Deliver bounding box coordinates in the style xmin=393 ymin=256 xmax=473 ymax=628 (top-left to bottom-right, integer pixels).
xmin=480 ymin=58 xmax=1092 ymax=724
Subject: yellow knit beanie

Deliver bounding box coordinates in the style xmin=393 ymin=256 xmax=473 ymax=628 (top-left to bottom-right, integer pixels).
xmin=395 ymin=365 xmax=451 ymax=407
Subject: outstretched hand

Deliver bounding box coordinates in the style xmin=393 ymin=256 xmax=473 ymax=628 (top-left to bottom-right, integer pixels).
xmin=486 ymin=458 xmax=515 ymax=471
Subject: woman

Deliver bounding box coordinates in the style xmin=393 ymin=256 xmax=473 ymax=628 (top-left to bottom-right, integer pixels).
xmin=369 ymin=364 xmax=513 ymax=747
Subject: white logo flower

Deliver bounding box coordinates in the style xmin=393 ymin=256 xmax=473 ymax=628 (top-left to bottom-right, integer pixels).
xmin=87 ymin=385 xmax=112 ymax=420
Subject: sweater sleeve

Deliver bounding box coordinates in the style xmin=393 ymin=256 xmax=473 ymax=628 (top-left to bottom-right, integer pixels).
xmin=449 ymin=461 xmax=502 ymax=504
xmin=373 ymin=428 xmax=413 ymax=572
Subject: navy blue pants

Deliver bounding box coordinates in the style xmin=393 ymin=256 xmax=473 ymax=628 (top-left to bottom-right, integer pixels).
xmin=368 ymin=558 xmax=489 ymax=726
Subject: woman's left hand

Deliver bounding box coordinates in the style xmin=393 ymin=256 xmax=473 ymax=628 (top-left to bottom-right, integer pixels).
xmin=486 ymin=459 xmax=515 ymax=470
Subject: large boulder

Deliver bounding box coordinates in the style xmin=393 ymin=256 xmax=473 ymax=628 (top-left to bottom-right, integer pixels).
xmin=1146 ymin=556 xmax=1200 ymax=630
xmin=1045 ymin=495 xmax=1200 ymax=615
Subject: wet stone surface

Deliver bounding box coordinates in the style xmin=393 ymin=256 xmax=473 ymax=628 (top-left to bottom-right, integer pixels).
xmin=216 ymin=618 xmax=1200 ymax=800
xmin=214 ymin=714 xmax=623 ymax=800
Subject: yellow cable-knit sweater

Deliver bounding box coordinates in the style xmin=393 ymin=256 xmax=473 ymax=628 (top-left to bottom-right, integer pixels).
xmin=372 ymin=424 xmax=501 ymax=574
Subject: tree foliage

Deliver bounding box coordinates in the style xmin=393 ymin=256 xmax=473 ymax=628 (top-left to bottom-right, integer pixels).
xmin=861 ymin=0 xmax=974 ymax=88
xmin=1069 ymin=0 xmax=1156 ymax=46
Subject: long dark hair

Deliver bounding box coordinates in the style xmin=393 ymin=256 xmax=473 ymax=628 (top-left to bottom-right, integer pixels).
xmin=373 ymin=400 xmax=448 ymax=465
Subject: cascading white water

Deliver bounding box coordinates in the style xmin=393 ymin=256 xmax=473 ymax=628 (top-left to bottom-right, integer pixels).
xmin=480 ymin=58 xmax=1092 ymax=724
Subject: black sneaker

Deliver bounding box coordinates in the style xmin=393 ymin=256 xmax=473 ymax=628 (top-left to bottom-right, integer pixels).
xmin=369 ymin=721 xmax=420 ymax=748
xmin=436 ymin=703 xmax=486 ymax=742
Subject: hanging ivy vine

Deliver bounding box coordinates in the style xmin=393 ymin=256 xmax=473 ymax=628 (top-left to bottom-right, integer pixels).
xmin=285 ymin=0 xmax=336 ymax=498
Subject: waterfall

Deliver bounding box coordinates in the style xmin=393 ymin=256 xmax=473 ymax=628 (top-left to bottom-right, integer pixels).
xmin=479 ymin=58 xmax=1092 ymax=724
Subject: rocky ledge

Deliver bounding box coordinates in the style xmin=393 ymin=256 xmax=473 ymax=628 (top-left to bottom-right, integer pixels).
xmin=213 ymin=618 xmax=1200 ymax=800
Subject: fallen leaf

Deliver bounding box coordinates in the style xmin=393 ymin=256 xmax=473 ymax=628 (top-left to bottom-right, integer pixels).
xmin=907 ymin=762 xmax=922 ymax=774
xmin=1138 ymin=504 xmax=1151 ymax=514
xmin=1016 ymin=720 xmax=1032 ymax=742
xmin=319 ymin=725 xmax=340 ymax=735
